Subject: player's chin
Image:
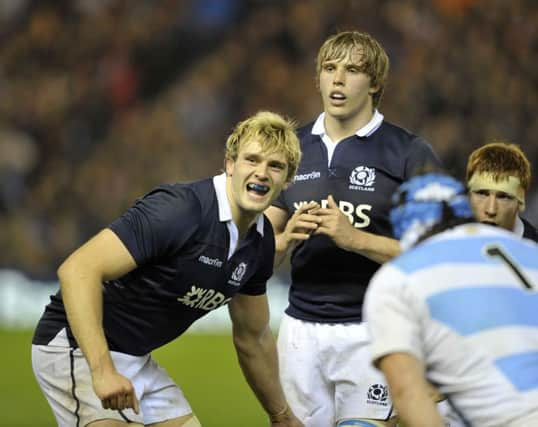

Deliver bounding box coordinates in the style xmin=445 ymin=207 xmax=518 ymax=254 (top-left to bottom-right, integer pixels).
xmin=242 ymin=196 xmax=272 ymax=213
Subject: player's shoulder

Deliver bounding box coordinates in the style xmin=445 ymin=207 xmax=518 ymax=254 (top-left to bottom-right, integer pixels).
xmin=376 ymin=120 xmax=426 ymax=146
xmin=296 ymin=121 xmax=317 ymax=144
xmin=394 ymin=224 xmax=538 ymax=273
xmin=142 ymin=178 xmax=212 ymax=216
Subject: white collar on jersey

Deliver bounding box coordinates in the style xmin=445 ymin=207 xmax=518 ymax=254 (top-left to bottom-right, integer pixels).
xmin=212 ymin=173 xmax=265 ymax=236
xmin=311 ymin=109 xmax=384 ymax=140
xmin=513 ymin=215 xmax=524 ymax=237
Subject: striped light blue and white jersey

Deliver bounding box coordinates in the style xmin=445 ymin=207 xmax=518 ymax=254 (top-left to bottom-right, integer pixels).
xmin=365 ymin=223 xmax=538 ymax=426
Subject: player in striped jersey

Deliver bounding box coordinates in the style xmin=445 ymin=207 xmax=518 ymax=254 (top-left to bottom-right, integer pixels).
xmin=364 ymin=173 xmax=538 ymax=426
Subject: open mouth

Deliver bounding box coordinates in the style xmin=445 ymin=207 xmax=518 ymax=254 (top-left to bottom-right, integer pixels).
xmin=247 ymin=183 xmax=270 ymax=196
xmin=330 ymin=91 xmax=346 ymax=101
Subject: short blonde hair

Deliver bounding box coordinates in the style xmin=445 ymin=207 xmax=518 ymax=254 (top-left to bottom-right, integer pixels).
xmin=316 ymin=31 xmax=389 ymax=108
xmin=225 ymin=111 xmax=301 ymax=182
xmin=466 ymin=142 xmax=531 ymax=192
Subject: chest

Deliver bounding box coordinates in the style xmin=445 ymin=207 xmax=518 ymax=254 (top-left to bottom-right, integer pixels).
xmin=127 ymin=223 xmax=266 ymax=312
xmin=284 ymin=140 xmax=406 ymax=226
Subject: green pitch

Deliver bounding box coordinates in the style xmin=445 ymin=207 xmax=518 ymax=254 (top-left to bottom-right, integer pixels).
xmin=1 ymin=329 xmax=267 ymax=426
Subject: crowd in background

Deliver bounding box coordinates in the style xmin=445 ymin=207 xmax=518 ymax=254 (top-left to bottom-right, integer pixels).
xmin=1 ymin=0 xmax=537 ymax=279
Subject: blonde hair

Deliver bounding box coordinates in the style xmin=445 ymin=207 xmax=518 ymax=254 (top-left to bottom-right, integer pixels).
xmin=466 ymin=142 xmax=531 ymax=192
xmin=225 ymin=111 xmax=301 ymax=182
xmin=316 ymin=30 xmax=389 ymax=108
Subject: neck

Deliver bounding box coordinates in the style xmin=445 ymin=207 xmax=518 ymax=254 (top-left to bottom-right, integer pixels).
xmin=324 ymin=107 xmax=374 ymax=143
xmin=235 ymin=215 xmax=258 ymax=240
xmin=225 ymin=178 xmax=258 ymax=240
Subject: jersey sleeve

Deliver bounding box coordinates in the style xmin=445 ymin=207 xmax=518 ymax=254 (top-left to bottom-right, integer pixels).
xmin=364 ymin=263 xmax=426 ymax=364
xmin=405 ymin=137 xmax=443 ymax=178
xmin=108 ymin=185 xmax=201 ymax=265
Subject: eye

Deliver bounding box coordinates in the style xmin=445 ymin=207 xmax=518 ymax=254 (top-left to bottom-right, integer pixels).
xmin=497 ymin=193 xmax=515 ymax=201
xmin=269 ymin=162 xmax=286 ymax=171
xmin=323 ymin=64 xmax=335 ymax=72
xmin=472 ymin=190 xmax=488 ymax=198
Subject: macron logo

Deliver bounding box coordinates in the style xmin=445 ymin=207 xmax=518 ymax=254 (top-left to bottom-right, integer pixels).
xmin=198 ymin=255 xmax=223 ymax=268
xmin=294 ymin=171 xmax=321 ymax=182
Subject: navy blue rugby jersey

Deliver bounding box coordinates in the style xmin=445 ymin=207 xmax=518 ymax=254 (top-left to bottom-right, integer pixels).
xmin=33 ymin=174 xmax=274 ymax=355
xmin=522 ymin=217 xmax=538 ymax=243
xmin=273 ymin=119 xmax=440 ymax=323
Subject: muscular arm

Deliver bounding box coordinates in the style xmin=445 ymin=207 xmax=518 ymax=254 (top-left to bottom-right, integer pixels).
xmin=265 ymin=204 xmax=320 ymax=267
xmin=314 ymin=195 xmax=400 ymax=263
xmin=377 ymin=353 xmax=444 ymax=427
xmin=58 ymin=228 xmax=139 ymax=412
xmin=228 ymin=294 xmax=303 ymax=426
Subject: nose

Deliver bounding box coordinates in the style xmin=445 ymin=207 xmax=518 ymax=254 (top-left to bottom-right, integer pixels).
xmin=484 ymin=195 xmax=498 ymax=216
xmin=254 ymin=162 xmax=269 ymax=179
xmin=333 ymin=67 xmax=345 ymax=85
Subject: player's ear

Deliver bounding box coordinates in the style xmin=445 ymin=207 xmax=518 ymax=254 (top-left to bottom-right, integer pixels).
xmin=225 ymin=158 xmax=234 ymax=176
xmin=368 ymin=84 xmax=380 ymax=95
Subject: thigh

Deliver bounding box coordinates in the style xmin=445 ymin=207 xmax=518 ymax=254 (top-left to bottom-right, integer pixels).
xmin=277 ymin=315 xmax=334 ymax=426
xmin=147 ymin=414 xmax=201 ymax=427
xmin=136 ymin=356 xmax=192 ymax=425
xmin=328 ymin=323 xmax=394 ymax=423
xmin=32 ymin=345 xmax=144 ymax=427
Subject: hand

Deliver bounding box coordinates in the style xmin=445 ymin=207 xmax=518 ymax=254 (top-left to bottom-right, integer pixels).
xmin=426 ymin=381 xmax=446 ymax=403
xmin=92 ymin=368 xmax=140 ymax=414
xmin=313 ymin=194 xmax=357 ymax=251
xmin=279 ymin=201 xmax=321 ymax=252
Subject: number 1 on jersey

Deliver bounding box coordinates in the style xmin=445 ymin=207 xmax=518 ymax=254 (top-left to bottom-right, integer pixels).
xmin=485 ymin=245 xmax=535 ymax=290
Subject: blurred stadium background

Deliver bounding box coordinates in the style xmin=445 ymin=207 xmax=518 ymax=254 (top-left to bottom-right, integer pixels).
xmin=1 ymin=0 xmax=536 ymax=425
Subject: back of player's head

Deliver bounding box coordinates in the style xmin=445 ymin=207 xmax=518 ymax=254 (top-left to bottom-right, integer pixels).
xmin=316 ymin=30 xmax=389 ymax=108
xmin=390 ymin=173 xmax=474 ymax=248
xmin=225 ymin=111 xmax=301 ymax=182
xmin=466 ymin=141 xmax=530 ymax=209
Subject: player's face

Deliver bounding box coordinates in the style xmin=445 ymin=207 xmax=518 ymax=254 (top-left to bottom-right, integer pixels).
xmin=225 ymin=140 xmax=289 ymax=222
xmin=319 ymin=48 xmax=377 ymax=123
xmin=469 ymin=188 xmax=520 ymax=231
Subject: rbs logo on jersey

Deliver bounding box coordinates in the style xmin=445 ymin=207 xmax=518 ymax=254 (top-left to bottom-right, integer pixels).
xmin=177 ymin=285 xmax=231 ymax=311
xmin=294 ymin=199 xmax=372 ymax=228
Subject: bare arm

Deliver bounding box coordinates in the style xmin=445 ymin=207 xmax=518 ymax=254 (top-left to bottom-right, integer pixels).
xmin=377 ymin=353 xmax=444 ymax=427
xmin=58 ymin=228 xmax=139 ymax=413
xmin=314 ymin=195 xmax=400 ymax=263
xmin=228 ymin=294 xmax=303 ymax=426
xmin=265 ymin=203 xmax=320 ymax=267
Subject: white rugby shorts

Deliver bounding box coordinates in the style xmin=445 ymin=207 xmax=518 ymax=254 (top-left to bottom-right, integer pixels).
xmin=32 ymin=329 xmax=191 ymax=426
xmin=277 ymin=314 xmax=394 ymax=426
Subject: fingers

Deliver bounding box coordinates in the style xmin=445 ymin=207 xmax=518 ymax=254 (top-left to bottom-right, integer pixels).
xmin=133 ymin=393 xmax=140 ymax=414
xmin=296 ymin=201 xmax=319 ymax=213
xmin=327 ymin=194 xmax=338 ymax=208
xmin=289 ymin=202 xmax=321 ymax=235
xmin=101 ymin=389 xmax=139 ymax=413
xmin=314 ymin=195 xmax=340 ymax=216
